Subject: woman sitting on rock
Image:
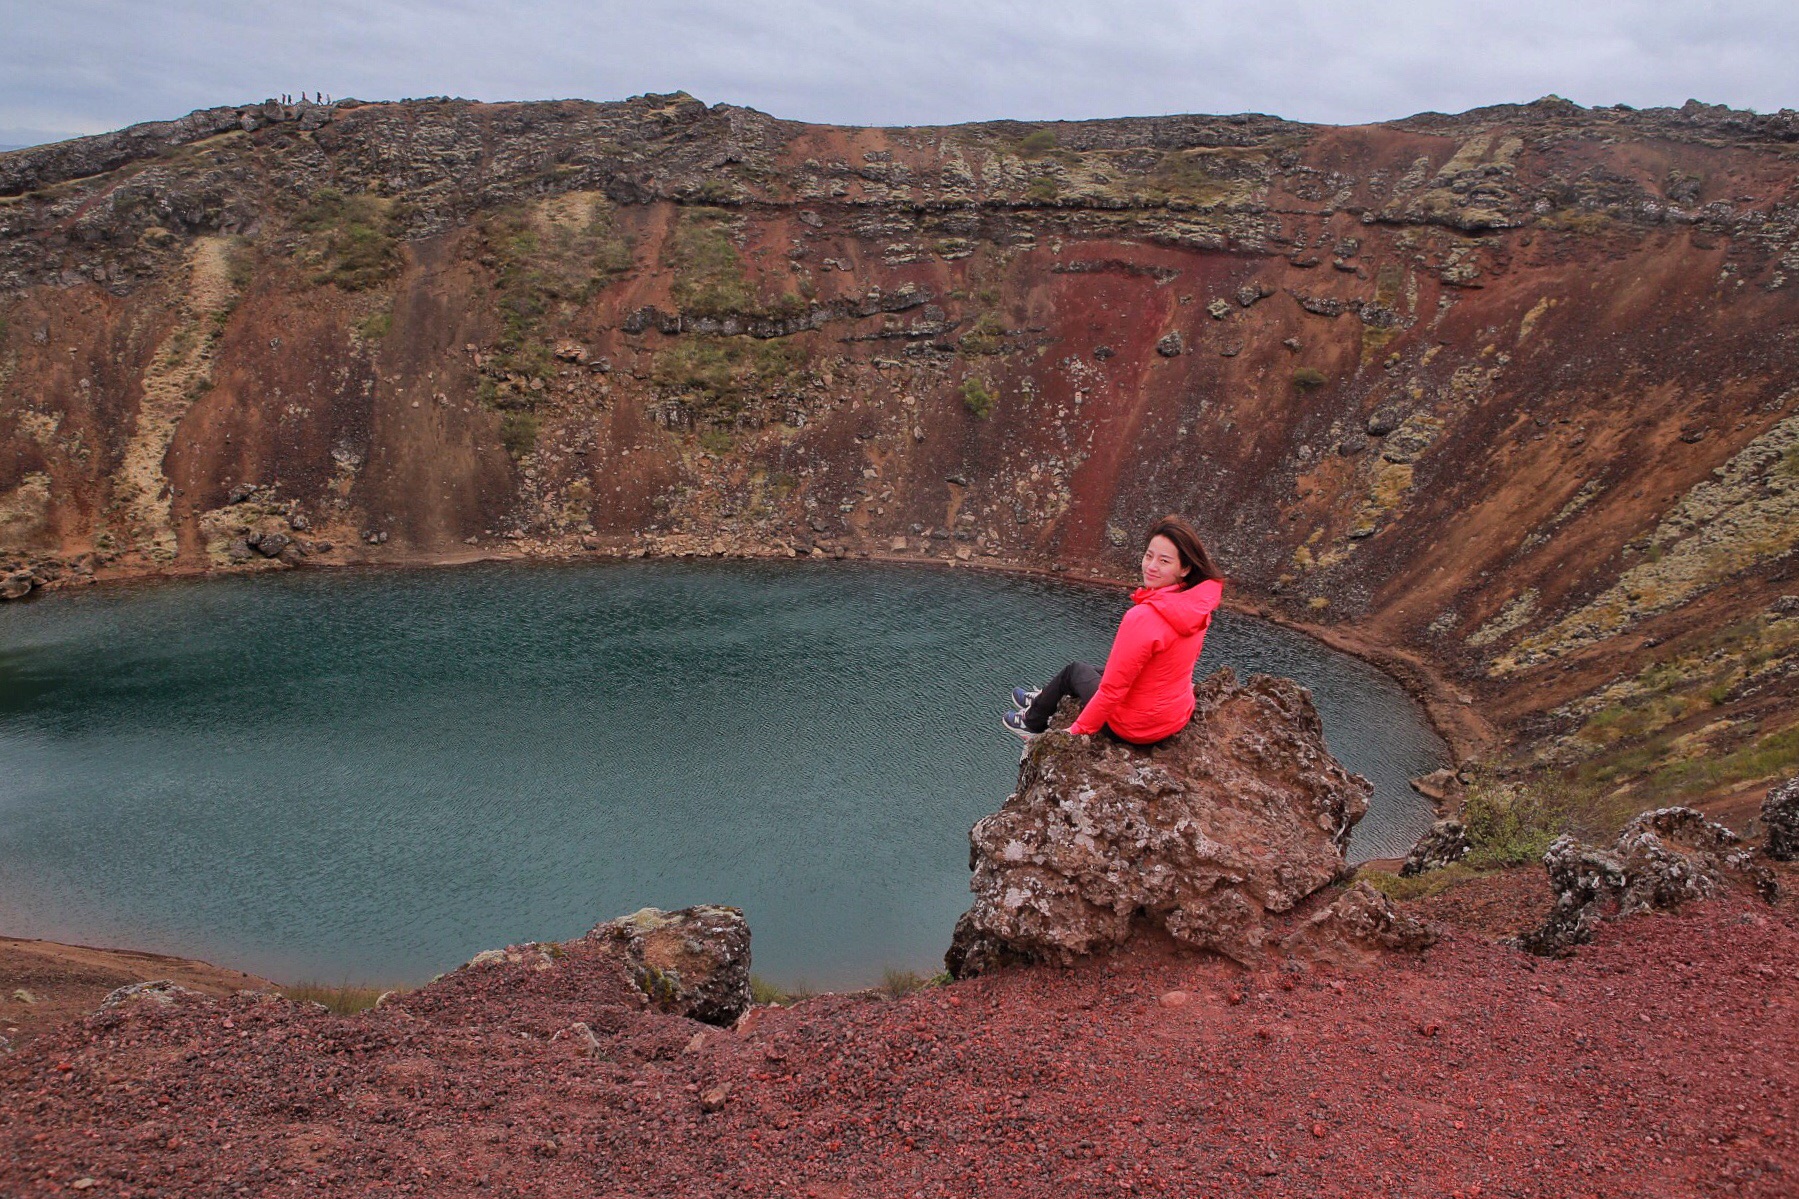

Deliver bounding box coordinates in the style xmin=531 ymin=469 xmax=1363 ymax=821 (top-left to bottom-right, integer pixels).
xmin=1004 ymin=515 xmax=1224 ymax=744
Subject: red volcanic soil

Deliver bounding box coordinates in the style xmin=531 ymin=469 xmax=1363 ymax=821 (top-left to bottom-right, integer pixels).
xmin=3 ymin=869 xmax=1796 ymax=1199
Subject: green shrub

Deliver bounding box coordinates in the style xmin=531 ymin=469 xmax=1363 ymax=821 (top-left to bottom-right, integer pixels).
xmin=358 ymin=310 xmax=393 ymax=340
xmin=961 ymin=378 xmax=996 ymax=418
xmin=958 ymin=311 xmax=1008 ymax=356
xmin=1025 ymin=177 xmax=1061 ymax=203
xmin=879 ymin=968 xmax=947 ymax=999
xmin=478 ymin=202 xmax=633 ymax=390
xmin=650 ymin=335 xmax=803 ymax=417
xmin=1018 ymin=128 xmax=1058 ymax=157
xmin=1355 ymin=863 xmax=1483 ymax=901
xmin=1460 ymin=781 xmax=1571 ymax=868
xmin=281 ymin=981 xmax=396 ymax=1015
xmin=225 ymin=236 xmax=257 ymax=291
xmin=1144 ymin=151 xmax=1243 ymax=206
xmin=698 ymin=427 xmax=735 ymax=454
xmin=1291 ymin=367 xmax=1328 ymax=392
xmin=499 ymin=411 xmax=540 ymax=459
xmin=749 ymin=974 xmax=817 ymax=1005
xmin=294 ymin=188 xmax=404 ymax=290
xmin=666 ymin=207 xmax=755 ymax=318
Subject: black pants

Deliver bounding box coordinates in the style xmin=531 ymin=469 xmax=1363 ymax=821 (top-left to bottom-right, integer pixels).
xmin=1021 ymin=660 xmax=1102 ymax=733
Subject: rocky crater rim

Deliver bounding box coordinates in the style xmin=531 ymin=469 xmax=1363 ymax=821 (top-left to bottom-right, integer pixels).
xmin=4 ymin=83 xmax=1797 ymax=843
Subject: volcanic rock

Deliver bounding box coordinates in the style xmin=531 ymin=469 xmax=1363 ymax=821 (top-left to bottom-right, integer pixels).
xmin=1400 ymin=819 xmax=1471 ymax=876
xmin=0 ymin=570 xmax=36 ymax=600
xmin=1155 ymin=331 xmax=1185 ymax=356
xmin=99 ymin=980 xmax=205 ymax=1010
xmin=1408 ymin=768 xmax=1460 ymax=802
xmin=590 ymin=905 xmax=751 ymax=1026
xmin=1365 ymin=408 xmax=1403 ymax=437
xmin=1763 ymin=776 xmax=1799 ymax=861
xmin=1520 ymin=807 xmax=1779 ymax=956
xmin=1235 ymin=282 xmax=1273 ymax=308
xmin=1279 ymin=881 xmax=1437 ymax=966
xmin=946 ymin=668 xmax=1372 ymax=975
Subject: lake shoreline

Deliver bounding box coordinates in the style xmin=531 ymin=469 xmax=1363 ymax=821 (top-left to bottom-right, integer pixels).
xmin=13 ymin=542 xmax=1488 ymax=772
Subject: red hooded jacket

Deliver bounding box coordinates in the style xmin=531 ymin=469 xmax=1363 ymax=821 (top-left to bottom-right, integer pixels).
xmin=1068 ymin=578 xmax=1224 ymax=743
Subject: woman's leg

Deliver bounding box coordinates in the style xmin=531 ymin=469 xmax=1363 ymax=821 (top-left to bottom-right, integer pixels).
xmin=1020 ymin=661 xmax=1103 ymax=732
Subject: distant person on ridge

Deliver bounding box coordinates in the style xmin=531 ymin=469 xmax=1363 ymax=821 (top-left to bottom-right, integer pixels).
xmin=1004 ymin=515 xmax=1224 ymax=744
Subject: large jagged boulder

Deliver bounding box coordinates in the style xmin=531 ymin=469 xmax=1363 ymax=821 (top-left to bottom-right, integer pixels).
xmin=588 ymin=905 xmax=751 ymax=1027
xmin=1763 ymin=776 xmax=1799 ymax=861
xmin=1520 ymin=807 xmax=1779 ymax=956
xmin=947 ymin=668 xmax=1374 ymax=975
xmin=1400 ymin=818 xmax=1471 ymax=876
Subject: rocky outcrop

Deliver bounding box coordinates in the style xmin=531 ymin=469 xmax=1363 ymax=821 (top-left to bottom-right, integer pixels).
xmin=1400 ymin=818 xmax=1471 ymax=876
xmin=98 ymin=979 xmax=204 ymax=1010
xmin=1764 ymin=777 xmax=1799 ymax=861
xmin=1520 ymin=807 xmax=1779 ymax=956
xmin=590 ymin=905 xmax=751 ymax=1026
xmin=947 ymin=668 xmax=1375 ymax=974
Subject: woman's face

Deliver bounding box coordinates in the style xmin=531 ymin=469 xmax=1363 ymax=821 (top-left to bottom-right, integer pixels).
xmin=1141 ymin=534 xmax=1190 ymax=589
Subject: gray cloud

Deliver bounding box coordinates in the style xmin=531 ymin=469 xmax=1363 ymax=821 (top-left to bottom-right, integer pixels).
xmin=3 ymin=0 xmax=1796 ymax=146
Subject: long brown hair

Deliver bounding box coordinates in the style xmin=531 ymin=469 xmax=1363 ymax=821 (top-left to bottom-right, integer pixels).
xmin=1145 ymin=514 xmax=1222 ymax=588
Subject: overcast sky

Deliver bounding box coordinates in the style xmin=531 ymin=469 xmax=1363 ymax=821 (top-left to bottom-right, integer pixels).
xmin=3 ymin=0 xmax=1796 ymax=147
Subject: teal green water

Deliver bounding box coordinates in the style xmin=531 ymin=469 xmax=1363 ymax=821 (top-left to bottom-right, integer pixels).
xmin=0 ymin=561 xmax=1445 ymax=988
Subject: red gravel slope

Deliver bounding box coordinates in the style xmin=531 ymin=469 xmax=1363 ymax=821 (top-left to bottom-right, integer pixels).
xmin=3 ymin=870 xmax=1795 ymax=1198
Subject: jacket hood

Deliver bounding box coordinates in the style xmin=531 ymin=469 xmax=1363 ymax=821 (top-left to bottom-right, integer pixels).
xmin=1131 ymin=577 xmax=1223 ymax=636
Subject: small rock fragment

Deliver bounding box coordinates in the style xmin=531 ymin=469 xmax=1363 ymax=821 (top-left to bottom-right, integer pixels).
xmin=1236 ymin=283 xmax=1272 ymax=308
xmin=1408 ymin=769 xmax=1460 ymax=803
xmin=250 ymin=532 xmax=290 ymax=558
xmin=1366 ymin=409 xmax=1403 ymax=437
xmin=566 ymin=1022 xmax=603 ymax=1057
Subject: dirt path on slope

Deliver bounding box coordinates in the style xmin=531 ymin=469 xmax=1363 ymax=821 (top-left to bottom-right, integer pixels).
xmin=0 ymin=937 xmax=275 ymax=1053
